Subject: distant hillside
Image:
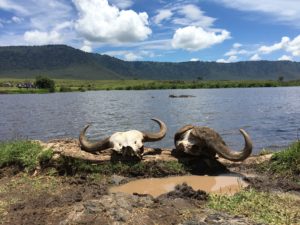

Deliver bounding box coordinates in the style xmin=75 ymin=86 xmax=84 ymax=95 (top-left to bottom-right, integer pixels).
xmin=1 ymin=45 xmax=300 ymax=80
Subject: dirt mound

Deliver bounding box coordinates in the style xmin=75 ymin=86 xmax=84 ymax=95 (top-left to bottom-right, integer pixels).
xmin=246 ymin=176 xmax=300 ymax=192
xmin=159 ymin=182 xmax=209 ymax=201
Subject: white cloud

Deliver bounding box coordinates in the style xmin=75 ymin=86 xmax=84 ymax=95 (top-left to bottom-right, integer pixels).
xmin=172 ymin=26 xmax=230 ymax=51
xmin=190 ymin=58 xmax=199 ymax=61
xmin=217 ymin=55 xmax=237 ymax=63
xmin=278 ymin=55 xmax=293 ymax=61
xmin=215 ymin=0 xmax=300 ymax=25
xmin=104 ymin=50 xmax=156 ymax=61
xmin=153 ymin=9 xmax=173 ymax=25
xmin=11 ymin=16 xmax=23 ymax=23
xmin=24 ymin=30 xmax=62 ymax=45
xmin=259 ymin=37 xmax=290 ymax=54
xmin=233 ymin=43 xmax=242 ymax=48
xmin=258 ymin=35 xmax=300 ymax=56
xmin=173 ymin=4 xmax=216 ymax=28
xmin=249 ymin=54 xmax=261 ymax=61
xmin=0 ymin=0 xmax=27 ymax=14
xmin=81 ymin=40 xmax=92 ymax=52
xmin=152 ymin=4 xmax=216 ymax=28
xmin=123 ymin=52 xmax=142 ymax=61
xmin=73 ymin=0 xmax=151 ymax=44
xmin=109 ymin=0 xmax=133 ymax=9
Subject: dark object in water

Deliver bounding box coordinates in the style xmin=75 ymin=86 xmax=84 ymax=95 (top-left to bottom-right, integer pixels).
xmin=169 ymin=94 xmax=196 ymax=98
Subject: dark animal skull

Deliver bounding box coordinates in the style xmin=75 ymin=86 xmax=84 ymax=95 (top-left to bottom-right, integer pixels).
xmin=79 ymin=118 xmax=167 ymax=158
xmin=174 ymin=125 xmax=252 ymax=162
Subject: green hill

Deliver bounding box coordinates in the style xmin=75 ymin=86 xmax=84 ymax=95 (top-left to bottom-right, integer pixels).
xmin=0 ymin=45 xmax=300 ymax=80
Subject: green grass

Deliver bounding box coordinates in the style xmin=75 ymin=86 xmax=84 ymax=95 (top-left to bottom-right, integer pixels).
xmin=209 ymin=188 xmax=300 ymax=225
xmin=1 ymin=78 xmax=300 ymax=94
xmin=263 ymin=141 xmax=300 ymax=178
xmin=0 ymin=140 xmax=52 ymax=172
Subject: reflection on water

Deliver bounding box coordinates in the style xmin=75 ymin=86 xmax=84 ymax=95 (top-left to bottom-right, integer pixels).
xmin=0 ymin=87 xmax=299 ymax=153
xmin=109 ymin=175 xmax=248 ymax=197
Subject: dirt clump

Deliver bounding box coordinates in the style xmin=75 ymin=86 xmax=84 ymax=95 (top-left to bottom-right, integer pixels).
xmin=158 ymin=182 xmax=208 ymax=201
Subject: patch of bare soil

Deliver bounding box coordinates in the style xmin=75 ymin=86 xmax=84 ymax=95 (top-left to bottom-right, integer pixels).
xmin=1 ymin=173 xmax=107 ymax=225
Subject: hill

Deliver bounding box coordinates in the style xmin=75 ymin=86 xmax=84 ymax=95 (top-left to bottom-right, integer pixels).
xmin=0 ymin=45 xmax=300 ymax=80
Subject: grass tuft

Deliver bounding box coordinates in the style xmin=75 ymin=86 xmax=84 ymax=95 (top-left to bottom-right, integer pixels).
xmin=209 ymin=188 xmax=300 ymax=225
xmin=258 ymin=141 xmax=300 ymax=180
xmin=0 ymin=140 xmax=54 ymax=173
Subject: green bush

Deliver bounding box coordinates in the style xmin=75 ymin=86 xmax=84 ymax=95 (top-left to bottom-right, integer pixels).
xmin=59 ymin=85 xmax=72 ymax=92
xmin=35 ymin=76 xmax=55 ymax=92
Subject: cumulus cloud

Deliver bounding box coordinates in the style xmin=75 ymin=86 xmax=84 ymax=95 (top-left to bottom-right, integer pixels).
xmin=217 ymin=55 xmax=237 ymax=63
xmin=24 ymin=30 xmax=62 ymax=45
xmin=278 ymin=55 xmax=293 ymax=61
xmin=104 ymin=50 xmax=155 ymax=61
xmin=172 ymin=26 xmax=230 ymax=51
xmin=259 ymin=37 xmax=290 ymax=54
xmin=249 ymin=54 xmax=261 ymax=61
xmin=258 ymin=35 xmax=300 ymax=56
xmin=190 ymin=58 xmax=199 ymax=61
xmin=73 ymin=0 xmax=151 ymax=44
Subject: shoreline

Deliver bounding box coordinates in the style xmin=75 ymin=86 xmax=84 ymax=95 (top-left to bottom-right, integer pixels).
xmin=1 ymin=79 xmax=300 ymax=94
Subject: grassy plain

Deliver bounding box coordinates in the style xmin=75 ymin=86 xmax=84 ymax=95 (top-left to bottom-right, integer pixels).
xmin=0 ymin=78 xmax=300 ymax=94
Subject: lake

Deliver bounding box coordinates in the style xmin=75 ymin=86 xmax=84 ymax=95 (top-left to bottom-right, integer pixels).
xmin=1 ymin=87 xmax=299 ymax=154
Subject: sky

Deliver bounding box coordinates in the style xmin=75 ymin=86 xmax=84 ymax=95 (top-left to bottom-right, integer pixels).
xmin=1 ymin=0 xmax=300 ymax=62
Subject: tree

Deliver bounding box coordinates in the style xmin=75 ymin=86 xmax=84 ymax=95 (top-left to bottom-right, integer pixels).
xmin=278 ymin=76 xmax=284 ymax=82
xmin=35 ymin=76 xmax=55 ymax=92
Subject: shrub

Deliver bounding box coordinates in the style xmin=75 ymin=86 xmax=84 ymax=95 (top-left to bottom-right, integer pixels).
xmin=35 ymin=76 xmax=55 ymax=92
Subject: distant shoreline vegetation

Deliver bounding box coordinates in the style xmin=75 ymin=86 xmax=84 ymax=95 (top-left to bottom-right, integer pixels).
xmin=1 ymin=78 xmax=300 ymax=94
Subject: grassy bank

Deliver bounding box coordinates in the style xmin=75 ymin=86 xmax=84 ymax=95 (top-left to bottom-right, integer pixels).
xmin=209 ymin=141 xmax=300 ymax=224
xmin=259 ymin=141 xmax=300 ymax=181
xmin=1 ymin=78 xmax=300 ymax=94
xmin=209 ymin=188 xmax=299 ymax=224
xmin=0 ymin=140 xmax=187 ymax=177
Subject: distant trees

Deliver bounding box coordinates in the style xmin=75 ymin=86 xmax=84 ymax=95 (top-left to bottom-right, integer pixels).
xmin=35 ymin=76 xmax=55 ymax=92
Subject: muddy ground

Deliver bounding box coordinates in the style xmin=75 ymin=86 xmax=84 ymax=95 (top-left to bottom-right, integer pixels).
xmin=0 ymin=142 xmax=300 ymax=225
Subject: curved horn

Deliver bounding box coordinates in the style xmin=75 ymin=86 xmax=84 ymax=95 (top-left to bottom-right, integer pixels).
xmin=143 ymin=118 xmax=167 ymax=142
xmin=79 ymin=125 xmax=111 ymax=152
xmin=174 ymin=125 xmax=194 ymax=146
xmin=208 ymin=129 xmax=253 ymax=162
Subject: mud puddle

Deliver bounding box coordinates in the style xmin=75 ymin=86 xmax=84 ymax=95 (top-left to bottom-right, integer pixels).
xmin=110 ymin=175 xmax=247 ymax=197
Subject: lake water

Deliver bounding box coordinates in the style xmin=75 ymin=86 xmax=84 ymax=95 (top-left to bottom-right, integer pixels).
xmin=0 ymin=87 xmax=299 ymax=154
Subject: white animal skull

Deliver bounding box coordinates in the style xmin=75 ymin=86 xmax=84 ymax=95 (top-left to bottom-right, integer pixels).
xmin=79 ymin=118 xmax=167 ymax=158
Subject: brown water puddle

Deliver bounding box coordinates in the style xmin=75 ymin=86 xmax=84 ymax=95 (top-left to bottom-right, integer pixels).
xmin=109 ymin=175 xmax=248 ymax=197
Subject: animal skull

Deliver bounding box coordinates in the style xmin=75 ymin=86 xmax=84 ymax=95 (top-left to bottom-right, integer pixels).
xmin=174 ymin=125 xmax=252 ymax=161
xmin=79 ymin=118 xmax=167 ymax=158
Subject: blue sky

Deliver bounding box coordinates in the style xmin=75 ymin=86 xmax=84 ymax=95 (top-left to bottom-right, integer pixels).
xmin=1 ymin=0 xmax=300 ymax=62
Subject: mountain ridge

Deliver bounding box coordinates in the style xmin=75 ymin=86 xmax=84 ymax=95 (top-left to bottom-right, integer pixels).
xmin=0 ymin=45 xmax=299 ymax=80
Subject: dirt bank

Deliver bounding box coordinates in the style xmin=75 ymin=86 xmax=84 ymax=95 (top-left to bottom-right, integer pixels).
xmin=0 ymin=139 xmax=299 ymax=224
